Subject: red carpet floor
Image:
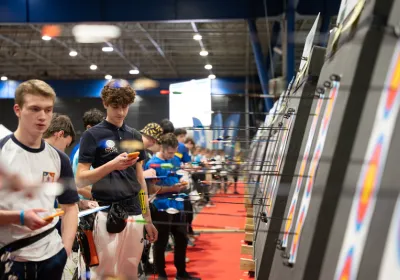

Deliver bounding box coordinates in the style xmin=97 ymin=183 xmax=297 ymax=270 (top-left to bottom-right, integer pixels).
xmin=162 ymin=184 xmax=253 ymax=279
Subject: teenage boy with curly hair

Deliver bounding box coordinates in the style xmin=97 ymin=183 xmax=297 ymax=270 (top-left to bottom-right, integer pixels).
xmin=76 ymin=79 xmax=158 ymax=279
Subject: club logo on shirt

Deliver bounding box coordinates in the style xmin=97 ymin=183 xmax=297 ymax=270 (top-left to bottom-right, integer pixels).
xmin=42 ymin=172 xmax=55 ymax=182
xmin=105 ymin=140 xmax=118 ymax=153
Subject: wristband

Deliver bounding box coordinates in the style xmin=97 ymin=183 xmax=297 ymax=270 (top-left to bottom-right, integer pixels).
xmin=20 ymin=210 xmax=24 ymax=226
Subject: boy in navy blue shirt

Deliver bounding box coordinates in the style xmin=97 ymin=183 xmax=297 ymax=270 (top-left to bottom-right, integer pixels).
xmin=145 ymin=133 xmax=200 ymax=280
xmin=76 ymin=79 xmax=158 ymax=279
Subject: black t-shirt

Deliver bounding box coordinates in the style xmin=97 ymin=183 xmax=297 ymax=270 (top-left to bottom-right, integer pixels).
xmin=78 ymin=120 xmax=145 ymax=202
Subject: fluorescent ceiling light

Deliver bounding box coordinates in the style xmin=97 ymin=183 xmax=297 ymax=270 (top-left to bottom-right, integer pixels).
xmin=105 ymin=75 xmax=112 ymax=80
xmin=69 ymin=50 xmax=78 ymax=57
xmin=72 ymin=24 xmax=121 ymax=43
xmin=129 ymin=69 xmax=140 ymax=75
xmin=200 ymin=50 xmax=209 ymax=56
xmin=42 ymin=35 xmax=52 ymax=41
xmin=90 ymin=64 xmax=97 ymax=70
xmin=193 ymin=34 xmax=202 ymax=41
xmin=204 ymin=64 xmax=213 ymax=70
xmin=1 ymin=76 xmax=8 ymax=81
xmin=208 ymin=74 xmax=216 ymax=79
xmin=102 ymin=46 xmax=113 ymax=52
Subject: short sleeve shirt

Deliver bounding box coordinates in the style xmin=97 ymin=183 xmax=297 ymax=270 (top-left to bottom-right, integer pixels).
xmin=78 ymin=120 xmax=145 ymax=202
xmin=174 ymin=142 xmax=191 ymax=165
xmin=144 ymin=155 xmax=183 ymax=210
xmin=0 ymin=134 xmax=79 ymax=262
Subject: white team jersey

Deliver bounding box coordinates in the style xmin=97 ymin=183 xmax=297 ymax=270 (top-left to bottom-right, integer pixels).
xmin=0 ymin=134 xmax=79 ymax=262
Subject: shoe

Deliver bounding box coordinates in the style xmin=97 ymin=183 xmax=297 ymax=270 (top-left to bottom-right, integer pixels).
xmin=185 ymin=257 xmax=190 ymax=263
xmin=175 ymin=272 xmax=201 ymax=280
xmin=187 ymin=239 xmax=195 ymax=247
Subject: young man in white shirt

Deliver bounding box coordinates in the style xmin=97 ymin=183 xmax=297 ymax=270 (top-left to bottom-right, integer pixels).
xmin=0 ymin=79 xmax=79 ymax=279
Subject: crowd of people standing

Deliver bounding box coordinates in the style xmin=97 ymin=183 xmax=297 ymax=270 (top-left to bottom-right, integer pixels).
xmin=0 ymin=79 xmax=242 ymax=280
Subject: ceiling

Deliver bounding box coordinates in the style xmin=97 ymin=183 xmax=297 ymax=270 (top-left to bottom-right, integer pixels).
xmin=0 ymin=17 xmax=336 ymax=81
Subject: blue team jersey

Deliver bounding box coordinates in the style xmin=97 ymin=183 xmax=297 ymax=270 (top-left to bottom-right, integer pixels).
xmin=173 ymin=142 xmax=191 ymax=167
xmin=145 ymin=155 xmax=183 ymax=210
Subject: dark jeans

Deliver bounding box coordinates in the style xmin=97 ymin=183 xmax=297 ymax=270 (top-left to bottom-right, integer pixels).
xmin=1 ymin=247 xmax=67 ymax=280
xmin=151 ymin=207 xmax=188 ymax=276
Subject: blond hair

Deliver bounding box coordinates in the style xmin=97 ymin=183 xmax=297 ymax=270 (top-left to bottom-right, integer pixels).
xmin=15 ymin=79 xmax=56 ymax=107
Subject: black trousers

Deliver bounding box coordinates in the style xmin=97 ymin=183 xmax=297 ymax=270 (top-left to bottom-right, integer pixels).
xmin=192 ymin=173 xmax=209 ymax=202
xmin=184 ymin=199 xmax=194 ymax=234
xmin=233 ymin=174 xmax=238 ymax=192
xmin=1 ymin=247 xmax=67 ymax=280
xmin=151 ymin=207 xmax=188 ymax=276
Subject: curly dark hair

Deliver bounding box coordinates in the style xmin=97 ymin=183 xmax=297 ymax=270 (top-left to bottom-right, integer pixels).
xmin=160 ymin=133 xmax=178 ymax=149
xmin=101 ymin=79 xmax=136 ymax=106
xmin=43 ymin=114 xmax=76 ymax=142
xmin=83 ymin=108 xmax=105 ymax=128
xmin=174 ymin=128 xmax=187 ymax=137
xmin=160 ymin=119 xmax=175 ymax=134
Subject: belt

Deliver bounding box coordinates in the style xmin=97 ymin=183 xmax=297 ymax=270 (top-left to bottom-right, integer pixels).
xmin=96 ymin=193 xmax=138 ymax=207
xmin=97 ymin=194 xmax=141 ymax=215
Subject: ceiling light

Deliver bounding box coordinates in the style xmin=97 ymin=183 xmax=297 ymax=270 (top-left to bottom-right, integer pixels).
xmin=42 ymin=35 xmax=52 ymax=41
xmin=193 ymin=34 xmax=202 ymax=41
xmin=208 ymin=74 xmax=216 ymax=79
xmin=69 ymin=50 xmax=78 ymax=57
xmin=90 ymin=64 xmax=98 ymax=70
xmin=102 ymin=46 xmax=113 ymax=52
xmin=1 ymin=76 xmax=8 ymax=81
xmin=129 ymin=69 xmax=140 ymax=75
xmin=204 ymin=64 xmax=213 ymax=70
xmin=72 ymin=24 xmax=121 ymax=43
xmin=199 ymin=50 xmax=209 ymax=56
xmin=105 ymin=74 xmax=112 ymax=80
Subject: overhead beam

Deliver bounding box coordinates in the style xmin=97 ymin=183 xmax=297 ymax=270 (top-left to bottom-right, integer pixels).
xmin=247 ymin=20 xmax=274 ymax=112
xmin=29 ymin=25 xmax=108 ymax=77
xmin=0 ymin=34 xmax=76 ymax=78
xmin=136 ymin=23 xmax=179 ymax=77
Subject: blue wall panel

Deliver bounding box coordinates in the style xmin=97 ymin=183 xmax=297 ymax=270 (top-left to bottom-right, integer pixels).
xmin=0 ymin=0 xmax=27 ymax=23
xmin=0 ymin=78 xmax=260 ymax=99
xmin=0 ymin=0 xmax=288 ymax=23
xmin=27 ymin=0 xmax=103 ymax=23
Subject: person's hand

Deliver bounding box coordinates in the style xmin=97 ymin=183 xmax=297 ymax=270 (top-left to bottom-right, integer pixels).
xmin=179 ymin=184 xmax=188 ymax=191
xmin=78 ymin=200 xmax=99 ymax=210
xmin=144 ymin=223 xmax=158 ymax=243
xmin=111 ymin=153 xmax=139 ymax=171
xmin=173 ymin=182 xmax=187 ymax=192
xmin=143 ymin=168 xmax=156 ymax=177
xmin=23 ymin=209 xmax=51 ymax=230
